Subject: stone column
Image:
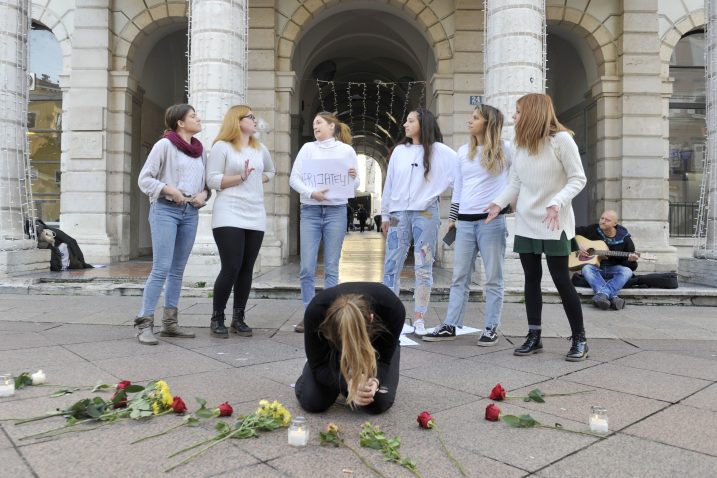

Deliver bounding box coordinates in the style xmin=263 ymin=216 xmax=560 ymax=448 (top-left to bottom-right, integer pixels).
xmin=618 ymin=0 xmax=676 ymax=271
xmin=698 ymin=0 xmax=717 ymax=260
xmin=0 ymin=0 xmax=50 ymax=277
xmin=484 ymin=0 xmax=546 ymax=138
xmin=61 ymin=0 xmax=113 ymax=263
xmin=184 ymin=0 xmax=249 ymax=283
xmin=484 ymin=0 xmax=546 ymax=286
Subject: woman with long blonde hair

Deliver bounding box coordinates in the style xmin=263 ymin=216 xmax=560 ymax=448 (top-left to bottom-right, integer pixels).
xmin=295 ymin=282 xmax=404 ymax=414
xmin=289 ymin=112 xmax=359 ymax=332
xmin=485 ymin=93 xmax=588 ymax=361
xmin=206 ymin=105 xmax=275 ymax=338
xmin=423 ymin=104 xmax=513 ymax=345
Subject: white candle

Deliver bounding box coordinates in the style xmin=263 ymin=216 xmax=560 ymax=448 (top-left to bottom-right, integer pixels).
xmin=31 ymin=370 xmax=46 ymax=385
xmin=589 ymin=416 xmax=609 ymax=434
xmin=0 ymin=374 xmax=15 ymax=397
xmin=288 ymin=427 xmax=309 ymax=446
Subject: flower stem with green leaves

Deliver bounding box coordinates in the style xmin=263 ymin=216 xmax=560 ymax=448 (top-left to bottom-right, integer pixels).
xmin=360 ymin=422 xmax=422 ymax=478
xmin=432 ymin=423 xmax=466 ymax=476
xmin=320 ymin=423 xmax=387 ymax=478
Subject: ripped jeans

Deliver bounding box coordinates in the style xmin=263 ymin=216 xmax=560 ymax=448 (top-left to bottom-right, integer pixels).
xmin=382 ymin=201 xmax=441 ymax=316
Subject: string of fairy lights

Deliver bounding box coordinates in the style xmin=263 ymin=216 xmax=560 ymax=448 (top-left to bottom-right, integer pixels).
xmin=314 ymin=79 xmax=426 ymax=143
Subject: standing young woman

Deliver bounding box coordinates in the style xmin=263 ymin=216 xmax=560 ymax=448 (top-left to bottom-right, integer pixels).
xmin=206 ymin=105 xmax=275 ymax=338
xmin=485 ymin=93 xmax=588 ymax=361
xmin=295 ymin=282 xmax=405 ymax=414
xmin=289 ymin=112 xmax=359 ymax=332
xmin=135 ymin=104 xmax=210 ymax=345
xmin=423 ymin=104 xmax=512 ymax=345
xmin=381 ymin=108 xmax=456 ymax=336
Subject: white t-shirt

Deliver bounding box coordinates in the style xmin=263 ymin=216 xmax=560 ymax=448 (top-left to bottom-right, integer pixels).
xmin=206 ymin=141 xmax=275 ymax=231
xmin=452 ymin=140 xmax=513 ymax=214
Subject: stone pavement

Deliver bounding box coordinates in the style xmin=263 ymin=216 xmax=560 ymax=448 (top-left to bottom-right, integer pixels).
xmin=0 ymin=294 xmax=716 ymax=477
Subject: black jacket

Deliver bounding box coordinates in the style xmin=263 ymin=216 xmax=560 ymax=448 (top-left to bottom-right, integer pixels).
xmin=574 ymin=224 xmax=638 ymax=271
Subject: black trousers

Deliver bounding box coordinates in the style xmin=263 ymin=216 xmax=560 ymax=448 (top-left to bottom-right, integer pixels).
xmin=519 ymin=253 xmax=584 ymax=336
xmin=212 ymin=227 xmax=264 ymax=311
xmin=295 ymin=346 xmax=400 ymax=414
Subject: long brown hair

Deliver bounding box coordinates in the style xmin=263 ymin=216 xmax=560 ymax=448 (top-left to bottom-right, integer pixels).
xmin=315 ymin=111 xmax=353 ymax=144
xmin=468 ymin=104 xmax=507 ymax=175
xmin=164 ymin=104 xmax=195 ymax=132
xmin=213 ymin=104 xmax=260 ymax=151
xmin=319 ymin=294 xmax=385 ymax=408
xmin=514 ymin=93 xmax=573 ymax=155
xmin=397 ymin=108 xmax=443 ymax=180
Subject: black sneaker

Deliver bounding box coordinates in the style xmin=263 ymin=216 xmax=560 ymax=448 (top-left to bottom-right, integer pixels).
xmin=422 ymin=324 xmax=456 ymax=342
xmin=592 ymin=293 xmax=611 ymax=310
xmin=477 ymin=327 xmax=499 ymax=347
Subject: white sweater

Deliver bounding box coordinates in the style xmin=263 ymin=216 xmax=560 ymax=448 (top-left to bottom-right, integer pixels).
xmin=289 ymin=138 xmax=359 ymax=205
xmin=452 ymin=140 xmax=513 ymax=214
xmin=206 ymin=141 xmax=275 ymax=231
xmin=492 ymin=131 xmax=586 ymax=240
xmin=381 ymin=142 xmax=457 ymax=219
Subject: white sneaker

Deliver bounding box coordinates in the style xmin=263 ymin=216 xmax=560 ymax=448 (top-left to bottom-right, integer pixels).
xmin=413 ymin=319 xmax=427 ymax=336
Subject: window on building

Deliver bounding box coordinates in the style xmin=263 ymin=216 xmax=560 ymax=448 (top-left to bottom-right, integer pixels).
xmin=669 ymin=30 xmax=705 ymax=237
xmin=28 ymin=22 xmax=63 ymax=223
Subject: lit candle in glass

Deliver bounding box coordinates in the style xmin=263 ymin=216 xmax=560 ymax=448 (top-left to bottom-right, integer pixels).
xmin=288 ymin=416 xmax=309 ymax=447
xmin=589 ymin=406 xmax=608 ymax=434
xmin=0 ymin=373 xmax=15 ymax=397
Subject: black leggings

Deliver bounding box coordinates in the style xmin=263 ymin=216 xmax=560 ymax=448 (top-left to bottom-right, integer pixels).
xmin=295 ymin=347 xmax=400 ymax=415
xmin=519 ymin=253 xmax=584 ymax=336
xmin=212 ymin=227 xmax=264 ymax=311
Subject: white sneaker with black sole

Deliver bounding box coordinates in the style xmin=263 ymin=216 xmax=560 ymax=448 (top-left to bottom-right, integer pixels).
xmin=477 ymin=327 xmax=499 ymax=346
xmin=422 ymin=324 xmax=456 ymax=342
xmin=413 ymin=319 xmax=427 ymax=336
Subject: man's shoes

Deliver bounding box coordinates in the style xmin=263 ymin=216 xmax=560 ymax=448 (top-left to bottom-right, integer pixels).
xmin=514 ymin=331 xmax=542 ymax=356
xmin=294 ymin=320 xmax=304 ymax=333
xmin=592 ymin=293 xmax=611 ymax=310
xmin=422 ymin=324 xmax=456 ymax=342
xmin=610 ymin=296 xmax=626 ymax=310
xmin=413 ymin=319 xmax=427 ymax=336
xmin=477 ymin=326 xmax=499 ymax=347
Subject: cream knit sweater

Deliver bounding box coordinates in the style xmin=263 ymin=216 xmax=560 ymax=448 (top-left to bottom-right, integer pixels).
xmin=492 ymin=131 xmax=586 ymax=240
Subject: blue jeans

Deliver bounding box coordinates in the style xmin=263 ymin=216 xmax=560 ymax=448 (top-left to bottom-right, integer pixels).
xmin=383 ymin=201 xmax=440 ymax=315
xmin=299 ymin=204 xmax=347 ymax=307
xmin=581 ymin=264 xmax=633 ymax=299
xmin=444 ymin=216 xmax=507 ymax=329
xmin=138 ymin=200 xmax=199 ymax=317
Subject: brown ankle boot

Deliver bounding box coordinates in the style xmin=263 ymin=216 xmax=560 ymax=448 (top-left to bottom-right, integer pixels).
xmin=134 ymin=316 xmax=158 ymax=345
xmin=159 ymin=307 xmax=195 ymax=338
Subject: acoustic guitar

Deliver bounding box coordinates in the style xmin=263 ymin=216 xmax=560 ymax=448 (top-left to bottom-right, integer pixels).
xmin=569 ymin=235 xmax=654 ymax=271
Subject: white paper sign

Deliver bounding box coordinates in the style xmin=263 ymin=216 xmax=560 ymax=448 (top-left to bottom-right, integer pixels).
xmin=302 ymin=159 xmax=355 ymax=200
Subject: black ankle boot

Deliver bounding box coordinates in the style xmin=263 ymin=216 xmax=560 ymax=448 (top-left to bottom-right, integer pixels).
xmin=514 ymin=330 xmax=543 ymax=356
xmin=566 ymin=332 xmax=588 ymax=361
xmin=210 ymin=311 xmax=228 ymax=338
xmin=230 ymin=308 xmax=252 ymax=337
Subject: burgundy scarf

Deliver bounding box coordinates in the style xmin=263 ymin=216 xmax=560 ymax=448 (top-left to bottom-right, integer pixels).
xmin=164 ymin=131 xmax=203 ymax=158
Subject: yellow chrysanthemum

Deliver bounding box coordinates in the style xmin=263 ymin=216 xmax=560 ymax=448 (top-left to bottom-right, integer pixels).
xmin=153 ymin=380 xmax=173 ymax=408
xmin=152 ymin=402 xmax=161 ymax=415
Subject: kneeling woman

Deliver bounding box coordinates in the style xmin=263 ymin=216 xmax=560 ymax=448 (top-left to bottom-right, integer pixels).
xmin=295 ymin=282 xmax=405 ymax=414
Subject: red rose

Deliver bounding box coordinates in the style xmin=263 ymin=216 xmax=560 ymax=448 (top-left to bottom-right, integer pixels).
xmin=489 ymin=384 xmax=506 ymax=401
xmin=485 ymin=403 xmax=501 ymax=422
xmin=111 ymin=390 xmax=128 ymax=409
xmin=417 ymin=411 xmax=434 ymax=429
xmin=172 ymin=396 xmax=187 ymax=414
xmin=116 ymin=380 xmax=132 ymax=390
xmin=217 ymin=402 xmax=233 ymax=417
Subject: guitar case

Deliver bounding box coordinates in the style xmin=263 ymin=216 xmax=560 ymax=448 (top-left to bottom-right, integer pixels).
xmin=572 ymin=272 xmax=678 ymax=289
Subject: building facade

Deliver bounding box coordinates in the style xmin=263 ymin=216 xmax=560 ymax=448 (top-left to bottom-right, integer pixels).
xmin=3 ymin=0 xmax=715 ymax=284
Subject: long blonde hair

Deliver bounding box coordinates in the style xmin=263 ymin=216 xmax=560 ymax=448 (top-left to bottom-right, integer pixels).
xmin=213 ymin=105 xmax=260 ymax=150
xmin=315 ymin=111 xmax=353 ymax=145
xmin=468 ymin=104 xmax=507 ymax=175
xmin=319 ymin=294 xmax=383 ymax=408
xmin=514 ymin=93 xmax=573 ymax=155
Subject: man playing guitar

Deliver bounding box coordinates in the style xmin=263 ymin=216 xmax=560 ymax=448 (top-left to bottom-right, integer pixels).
xmin=574 ymin=210 xmax=639 ymax=310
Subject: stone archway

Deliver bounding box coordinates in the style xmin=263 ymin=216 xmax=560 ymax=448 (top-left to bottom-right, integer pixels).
xmin=282 ymin=4 xmax=441 ymax=258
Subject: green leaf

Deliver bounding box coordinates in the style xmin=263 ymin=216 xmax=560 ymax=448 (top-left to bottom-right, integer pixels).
xmin=215 ymin=422 xmax=230 ymax=433
xmin=527 ymin=389 xmax=545 ymax=403
xmin=195 ymin=408 xmax=215 ymax=419
xmin=195 ymin=397 xmax=207 ymax=408
xmin=91 ymin=382 xmax=112 ymax=393
xmin=517 ymin=414 xmax=540 ymax=428
xmin=125 ymin=384 xmax=145 ymax=393
xmin=14 ymin=372 xmax=33 ymax=389
xmin=51 ymin=389 xmax=74 ymax=398
xmin=185 ymin=417 xmax=200 ymax=427
xmin=500 ymin=414 xmax=522 ymax=427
